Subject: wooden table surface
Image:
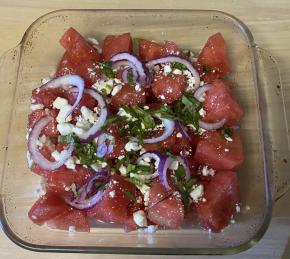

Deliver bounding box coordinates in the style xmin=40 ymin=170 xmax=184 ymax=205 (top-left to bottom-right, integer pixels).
xmin=0 ymin=0 xmax=290 ymax=258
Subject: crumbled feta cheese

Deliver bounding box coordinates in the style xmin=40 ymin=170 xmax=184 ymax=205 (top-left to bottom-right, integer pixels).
xmin=224 ymin=148 xmax=229 ymax=152
xmin=30 ymin=103 xmax=44 ymax=111
xmin=163 ymin=65 xmax=172 ymax=75
xmin=129 ymin=173 xmax=153 ymax=181
xmin=173 ymin=69 xmax=182 ymax=75
xmin=160 ymin=95 xmax=165 ymax=100
xmin=225 ymin=136 xmax=233 ymax=142
xmin=57 ymin=123 xmax=74 ymax=135
xmin=118 ymin=155 xmax=125 ymax=160
xmin=101 ymin=162 xmax=108 ymax=168
xmin=135 ymin=83 xmax=141 ymax=92
xmin=65 ymin=157 xmax=76 ymax=170
xmin=76 ymin=116 xmax=91 ymax=130
xmin=56 ymin=104 xmax=73 ymax=123
xmin=133 ymin=210 xmax=147 ymax=227
xmin=169 ymin=160 xmax=179 ymax=171
xmin=92 ymin=79 xmax=114 ymax=95
xmin=125 ymin=141 xmax=141 ymax=152
xmin=73 ymin=127 xmax=86 ymax=137
xmin=201 ymin=165 xmax=215 ymax=177
xmin=119 ymin=165 xmax=127 ymax=176
xmin=200 ymin=81 xmax=205 ymax=86
xmin=176 ymin=132 xmax=182 ymax=138
xmin=80 ymin=106 xmax=98 ymax=124
xmin=143 ymin=105 xmax=149 ymax=110
xmin=183 ymin=70 xmax=191 ymax=77
xmin=198 ymin=127 xmax=207 ymax=135
xmin=199 ymin=108 xmax=206 ymax=117
xmin=190 ymin=184 xmax=204 ymax=202
xmin=26 ymin=151 xmax=33 ymax=168
xmin=109 ymin=190 xmax=116 ymax=198
xmin=114 ymin=78 xmax=122 ymax=84
xmin=111 ymin=84 xmax=123 ymax=96
xmin=139 ymin=147 xmax=146 ymax=155
xmin=236 ymin=204 xmax=241 ymax=213
xmin=230 ymin=219 xmax=236 ymax=224
xmin=52 ymin=97 xmax=68 ymax=109
xmin=139 ymin=185 xmax=150 ymax=206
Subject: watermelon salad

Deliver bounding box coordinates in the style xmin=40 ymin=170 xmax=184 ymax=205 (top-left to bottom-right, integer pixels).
xmin=27 ymin=28 xmax=244 ymax=233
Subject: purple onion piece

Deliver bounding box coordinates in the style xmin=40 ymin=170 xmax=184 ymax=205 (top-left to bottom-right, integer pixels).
xmin=199 ymin=118 xmax=226 ymax=131
xmin=194 ymin=84 xmax=212 ymax=102
xmin=41 ymin=75 xmax=84 ymax=118
xmin=28 ymin=116 xmax=74 ymax=170
xmin=175 ymin=121 xmax=191 ymax=143
xmin=78 ymin=89 xmax=108 ymax=141
xmin=146 ymin=55 xmax=200 ymax=88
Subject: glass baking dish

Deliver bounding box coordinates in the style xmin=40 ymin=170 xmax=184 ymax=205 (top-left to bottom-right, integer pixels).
xmin=0 ymin=9 xmax=289 ymax=255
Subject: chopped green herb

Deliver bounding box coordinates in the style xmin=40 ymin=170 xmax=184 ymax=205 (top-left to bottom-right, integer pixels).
xmin=127 ymin=68 xmax=135 ymax=85
xmin=125 ymin=177 xmax=144 ymax=187
xmin=172 ymin=62 xmax=187 ymax=71
xmin=203 ymin=66 xmax=212 ymax=73
xmin=99 ymin=61 xmax=116 ymax=79
xmin=124 ymin=189 xmax=136 ymax=202
xmin=127 ymin=163 xmax=153 ymax=175
xmin=174 ymin=164 xmax=186 ymax=182
xmin=58 ymin=134 xmax=79 ymax=144
xmin=221 ymin=127 xmax=233 ymax=139
xmin=70 ymin=183 xmax=78 ymax=197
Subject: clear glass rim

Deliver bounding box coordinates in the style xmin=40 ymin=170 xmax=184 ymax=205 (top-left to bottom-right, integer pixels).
xmin=0 ymin=8 xmax=273 ymax=255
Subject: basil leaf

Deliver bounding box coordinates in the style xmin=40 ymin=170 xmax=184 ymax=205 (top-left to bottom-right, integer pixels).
xmin=58 ymin=134 xmax=79 ymax=144
xmin=172 ymin=62 xmax=187 ymax=71
xmin=203 ymin=66 xmax=212 ymax=73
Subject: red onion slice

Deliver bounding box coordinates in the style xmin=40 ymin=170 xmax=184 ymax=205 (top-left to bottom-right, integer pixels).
xmin=110 ymin=52 xmax=147 ymax=85
xmin=79 ymin=89 xmax=108 ymax=141
xmin=65 ymin=190 xmax=104 ymax=210
xmin=194 ymin=84 xmax=211 ymax=102
xmin=66 ymin=171 xmax=108 ymax=210
xmin=137 ymin=152 xmax=164 ymax=180
xmin=28 ymin=116 xmax=74 ymax=170
xmin=158 ymin=156 xmax=174 ymax=190
xmin=146 ymin=56 xmax=200 ymax=88
xmin=143 ymin=118 xmax=175 ymax=144
xmin=199 ymin=118 xmax=226 ymax=131
xmin=41 ymin=75 xmax=84 ymax=118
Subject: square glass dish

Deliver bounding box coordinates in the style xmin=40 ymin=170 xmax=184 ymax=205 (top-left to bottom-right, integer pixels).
xmin=0 ymin=9 xmax=289 ymax=255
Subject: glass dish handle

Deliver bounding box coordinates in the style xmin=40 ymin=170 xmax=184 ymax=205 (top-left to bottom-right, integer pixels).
xmin=0 ymin=45 xmax=21 ymax=194
xmin=255 ymin=45 xmax=290 ymax=201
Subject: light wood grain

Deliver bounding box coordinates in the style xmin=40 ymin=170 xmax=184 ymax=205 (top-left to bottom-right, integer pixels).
xmin=0 ymin=1 xmax=290 ymax=258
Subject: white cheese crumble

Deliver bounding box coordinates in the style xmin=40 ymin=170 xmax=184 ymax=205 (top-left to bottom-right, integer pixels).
xmin=56 ymin=104 xmax=73 ymax=123
xmin=169 ymin=160 xmax=179 ymax=171
xmin=137 ymin=184 xmax=150 ymax=207
xmin=143 ymin=105 xmax=149 ymax=110
xmin=133 ymin=210 xmax=148 ymax=227
xmin=30 ymin=103 xmax=44 ymax=111
xmin=65 ymin=157 xmax=76 ymax=170
xmin=176 ymin=132 xmax=182 ymax=138
xmin=111 ymin=84 xmax=123 ymax=96
xmin=225 ymin=136 xmax=233 ymax=142
xmin=199 ymin=108 xmax=206 ymax=117
xmin=236 ymin=204 xmax=241 ymax=213
xmin=117 ymin=107 xmax=133 ymax=120
xmin=224 ymin=148 xmax=230 ymax=152
xmin=119 ymin=165 xmax=127 ymax=176
xmin=160 ymin=95 xmax=165 ymax=100
xmin=135 ymin=83 xmax=141 ymax=92
xmin=172 ymin=69 xmax=182 ymax=75
xmin=201 ymin=165 xmax=215 ymax=177
xmin=109 ymin=190 xmax=116 ymax=198
xmin=163 ymin=65 xmax=172 ymax=75
xmin=92 ymin=79 xmax=114 ymax=95
xmin=57 ymin=123 xmax=74 ymax=136
xmin=125 ymin=141 xmax=142 ymax=152
xmin=190 ymin=184 xmax=204 ymax=202
xmin=80 ymin=106 xmax=98 ymax=124
xmin=52 ymin=97 xmax=68 ymax=109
